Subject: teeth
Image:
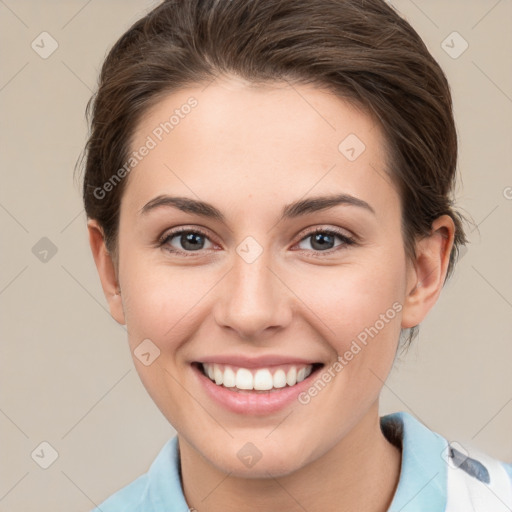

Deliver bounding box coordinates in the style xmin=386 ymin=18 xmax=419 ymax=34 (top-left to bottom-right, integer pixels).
xmin=286 ymin=366 xmax=297 ymax=386
xmin=236 ymin=368 xmax=253 ymax=390
xmin=201 ymin=363 xmax=315 ymax=391
xmin=254 ymin=369 xmax=273 ymax=390
xmin=273 ymin=369 xmax=287 ymax=388
xmin=214 ymin=366 xmax=223 ymax=385
xmin=223 ymin=366 xmax=236 ymax=387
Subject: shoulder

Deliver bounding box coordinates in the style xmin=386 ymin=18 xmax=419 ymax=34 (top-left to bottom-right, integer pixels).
xmin=444 ymin=444 xmax=512 ymax=512
xmin=381 ymin=411 xmax=512 ymax=512
xmin=504 ymin=463 xmax=512 ymax=482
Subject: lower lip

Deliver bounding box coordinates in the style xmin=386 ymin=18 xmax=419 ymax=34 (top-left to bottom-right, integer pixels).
xmin=192 ymin=364 xmax=321 ymax=416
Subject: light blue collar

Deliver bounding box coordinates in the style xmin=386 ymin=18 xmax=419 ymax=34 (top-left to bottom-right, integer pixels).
xmin=146 ymin=435 xmax=190 ymax=511
xmin=382 ymin=411 xmax=448 ymax=511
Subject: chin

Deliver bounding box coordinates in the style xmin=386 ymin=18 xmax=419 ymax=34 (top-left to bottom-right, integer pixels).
xmin=205 ymin=439 xmax=312 ymax=479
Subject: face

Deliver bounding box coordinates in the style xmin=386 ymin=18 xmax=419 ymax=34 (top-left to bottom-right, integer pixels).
xmin=99 ymin=77 xmax=423 ymax=477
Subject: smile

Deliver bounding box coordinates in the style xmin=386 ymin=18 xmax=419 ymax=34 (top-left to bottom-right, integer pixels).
xmin=200 ymin=362 xmax=320 ymax=392
xmin=192 ymin=358 xmax=325 ymax=415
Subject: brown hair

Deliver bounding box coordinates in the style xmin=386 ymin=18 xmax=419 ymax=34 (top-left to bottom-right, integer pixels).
xmin=79 ymin=0 xmax=469 ymax=346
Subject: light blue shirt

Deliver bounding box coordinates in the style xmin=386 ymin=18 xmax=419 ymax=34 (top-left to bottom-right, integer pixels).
xmin=91 ymin=412 xmax=512 ymax=511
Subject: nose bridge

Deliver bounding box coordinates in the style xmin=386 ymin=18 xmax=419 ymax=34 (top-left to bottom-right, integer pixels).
xmin=214 ymin=246 xmax=290 ymax=339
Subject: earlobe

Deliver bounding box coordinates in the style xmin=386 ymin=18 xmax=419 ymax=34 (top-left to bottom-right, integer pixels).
xmin=87 ymin=219 xmax=126 ymax=325
xmin=401 ymin=215 xmax=455 ymax=329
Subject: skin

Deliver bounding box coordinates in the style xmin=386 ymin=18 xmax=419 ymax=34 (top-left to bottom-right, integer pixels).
xmin=89 ymin=76 xmax=455 ymax=512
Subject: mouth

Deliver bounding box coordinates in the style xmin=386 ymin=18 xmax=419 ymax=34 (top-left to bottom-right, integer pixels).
xmin=193 ymin=361 xmax=324 ymax=394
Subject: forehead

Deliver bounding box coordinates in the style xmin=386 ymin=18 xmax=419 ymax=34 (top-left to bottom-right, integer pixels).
xmin=124 ymin=77 xmax=398 ymax=221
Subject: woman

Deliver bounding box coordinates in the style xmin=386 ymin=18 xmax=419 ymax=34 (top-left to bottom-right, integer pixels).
xmin=82 ymin=0 xmax=512 ymax=510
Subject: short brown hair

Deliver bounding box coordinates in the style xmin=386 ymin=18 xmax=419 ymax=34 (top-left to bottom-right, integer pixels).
xmin=79 ymin=0 xmax=469 ymax=346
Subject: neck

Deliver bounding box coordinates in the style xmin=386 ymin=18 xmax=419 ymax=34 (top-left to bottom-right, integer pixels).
xmin=179 ymin=402 xmax=401 ymax=512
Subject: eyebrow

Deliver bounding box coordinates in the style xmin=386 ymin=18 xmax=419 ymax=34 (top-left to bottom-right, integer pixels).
xmin=139 ymin=193 xmax=375 ymax=221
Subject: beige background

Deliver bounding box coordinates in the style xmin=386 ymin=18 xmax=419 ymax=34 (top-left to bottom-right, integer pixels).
xmin=0 ymin=0 xmax=511 ymax=510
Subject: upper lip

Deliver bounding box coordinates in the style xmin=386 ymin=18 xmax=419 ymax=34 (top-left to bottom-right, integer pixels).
xmin=195 ymin=355 xmax=322 ymax=368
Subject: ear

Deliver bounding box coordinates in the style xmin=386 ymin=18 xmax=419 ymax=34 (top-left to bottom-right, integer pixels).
xmin=87 ymin=219 xmax=126 ymax=325
xmin=401 ymin=215 xmax=455 ymax=329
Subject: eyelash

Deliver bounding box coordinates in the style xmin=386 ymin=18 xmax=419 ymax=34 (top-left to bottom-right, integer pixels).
xmin=158 ymin=226 xmax=356 ymax=257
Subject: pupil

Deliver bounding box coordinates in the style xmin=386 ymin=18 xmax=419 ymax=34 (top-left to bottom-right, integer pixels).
xmin=181 ymin=232 xmax=204 ymax=251
xmin=311 ymin=233 xmax=334 ymax=251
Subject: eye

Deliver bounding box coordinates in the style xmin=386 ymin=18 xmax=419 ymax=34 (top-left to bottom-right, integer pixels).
xmin=157 ymin=226 xmax=356 ymax=257
xmin=296 ymin=228 xmax=355 ymax=252
xmin=159 ymin=228 xmax=215 ymax=254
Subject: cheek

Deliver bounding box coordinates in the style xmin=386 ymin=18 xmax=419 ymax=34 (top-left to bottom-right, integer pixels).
xmin=118 ymin=254 xmax=215 ymax=349
xmin=117 ymin=256 xmax=209 ymax=422
xmin=294 ymin=258 xmax=404 ymax=338
xmin=291 ymin=264 xmax=404 ymax=418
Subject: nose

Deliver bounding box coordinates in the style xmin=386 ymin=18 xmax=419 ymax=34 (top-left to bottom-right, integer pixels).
xmin=213 ymin=251 xmax=292 ymax=341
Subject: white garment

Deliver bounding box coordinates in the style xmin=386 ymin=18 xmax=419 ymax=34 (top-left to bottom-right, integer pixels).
xmin=445 ymin=444 xmax=512 ymax=512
